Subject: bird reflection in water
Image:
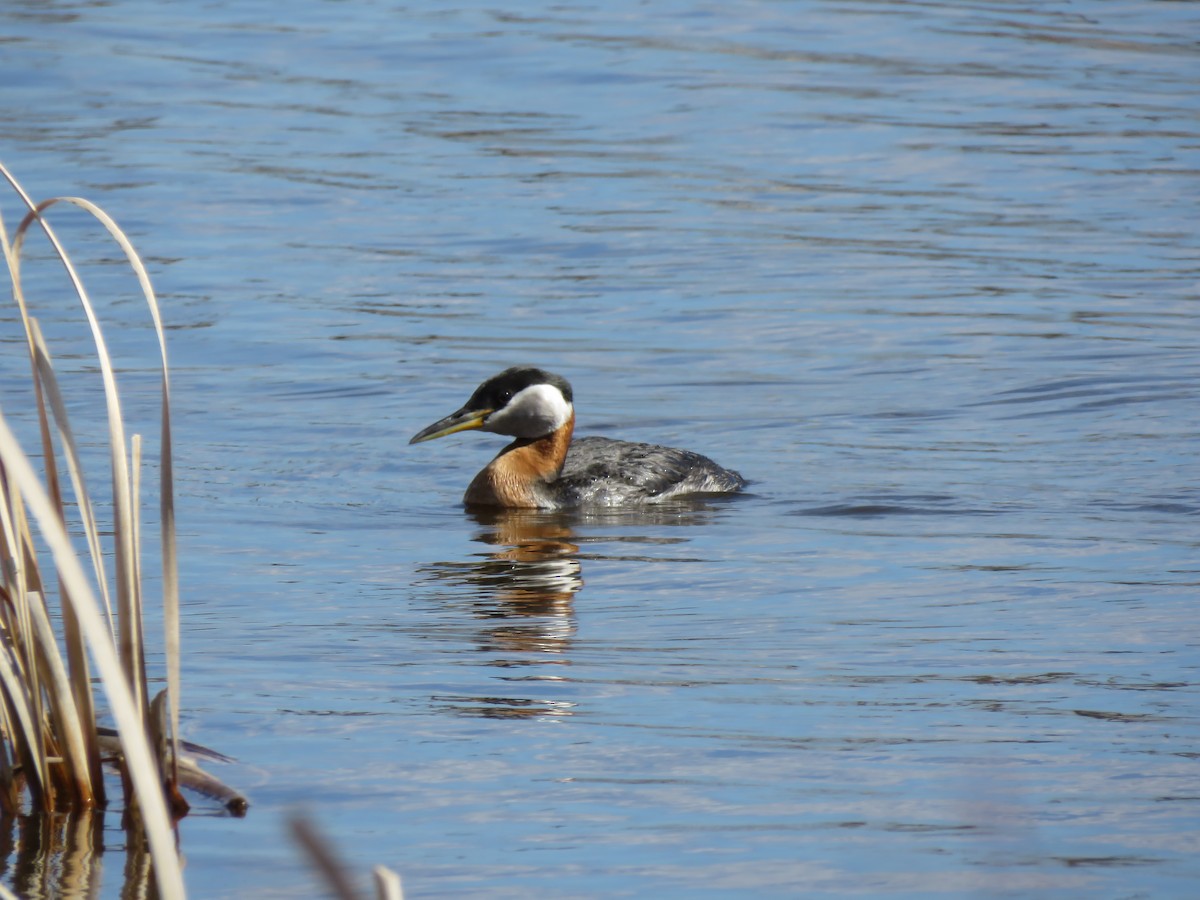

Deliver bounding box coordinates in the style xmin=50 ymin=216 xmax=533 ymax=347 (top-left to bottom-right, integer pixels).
xmin=467 ymin=507 xmax=584 ymax=621
xmin=415 ymin=498 xmax=738 ymax=721
xmin=417 ymin=508 xmax=583 ymax=721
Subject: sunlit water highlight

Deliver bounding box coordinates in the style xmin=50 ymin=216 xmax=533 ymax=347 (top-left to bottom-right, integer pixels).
xmin=1 ymin=1 xmax=1197 ymax=897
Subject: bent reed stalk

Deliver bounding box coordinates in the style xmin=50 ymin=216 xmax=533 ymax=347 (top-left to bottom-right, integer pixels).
xmin=0 ymin=162 xmax=244 ymax=900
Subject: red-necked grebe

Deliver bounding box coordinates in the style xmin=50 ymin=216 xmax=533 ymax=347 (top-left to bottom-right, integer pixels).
xmin=409 ymin=366 xmax=745 ymax=509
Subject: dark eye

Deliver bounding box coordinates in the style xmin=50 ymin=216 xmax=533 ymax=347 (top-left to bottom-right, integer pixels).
xmin=497 ymin=389 xmax=512 ymax=404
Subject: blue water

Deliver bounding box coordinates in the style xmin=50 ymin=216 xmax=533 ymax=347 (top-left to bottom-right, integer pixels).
xmin=1 ymin=1 xmax=1198 ymax=897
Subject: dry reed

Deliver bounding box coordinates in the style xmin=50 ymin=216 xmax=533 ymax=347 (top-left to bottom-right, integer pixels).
xmin=0 ymin=162 xmax=245 ymax=899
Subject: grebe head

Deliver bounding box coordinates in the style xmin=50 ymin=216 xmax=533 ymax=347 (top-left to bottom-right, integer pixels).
xmin=409 ymin=366 xmax=574 ymax=444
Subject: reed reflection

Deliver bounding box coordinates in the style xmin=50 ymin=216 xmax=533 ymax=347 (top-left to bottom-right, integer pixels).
xmin=0 ymin=809 xmax=133 ymax=900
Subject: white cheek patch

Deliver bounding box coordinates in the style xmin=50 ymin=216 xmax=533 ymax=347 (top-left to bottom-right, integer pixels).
xmin=485 ymin=383 xmax=572 ymax=438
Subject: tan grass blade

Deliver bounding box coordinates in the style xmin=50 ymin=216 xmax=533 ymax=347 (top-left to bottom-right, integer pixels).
xmin=0 ymin=491 xmax=27 ymax=814
xmin=0 ymin=413 xmax=185 ymax=898
xmin=4 ymin=234 xmax=116 ymax=643
xmin=13 ymin=191 xmax=184 ymax=786
xmin=1 ymin=175 xmax=105 ymax=804
xmin=27 ymin=319 xmax=110 ymax=801
xmin=148 ymin=690 xmax=189 ymax=818
xmin=291 ymin=815 xmax=404 ymax=900
xmin=373 ymin=866 xmax=404 ymax=900
xmin=2 ymin=177 xmax=184 ymax=785
xmin=26 ymin=590 xmax=96 ymax=805
xmin=290 ymin=816 xmax=363 ymax=900
xmin=28 ymin=317 xmax=116 ymax=635
xmin=0 ymin=171 xmax=73 ymax=617
xmin=0 ymin=703 xmax=19 ymax=813
xmin=128 ymin=434 xmax=148 ymax=704
xmin=7 ymin=198 xmax=144 ymax=722
xmin=0 ymin=635 xmax=49 ymax=806
xmin=0 ymin=467 xmax=52 ymax=808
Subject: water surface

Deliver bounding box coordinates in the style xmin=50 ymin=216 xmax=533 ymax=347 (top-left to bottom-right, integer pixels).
xmin=1 ymin=1 xmax=1197 ymax=897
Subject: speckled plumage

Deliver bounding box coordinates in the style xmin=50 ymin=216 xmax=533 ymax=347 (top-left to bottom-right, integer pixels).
xmin=553 ymin=436 xmax=745 ymax=508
